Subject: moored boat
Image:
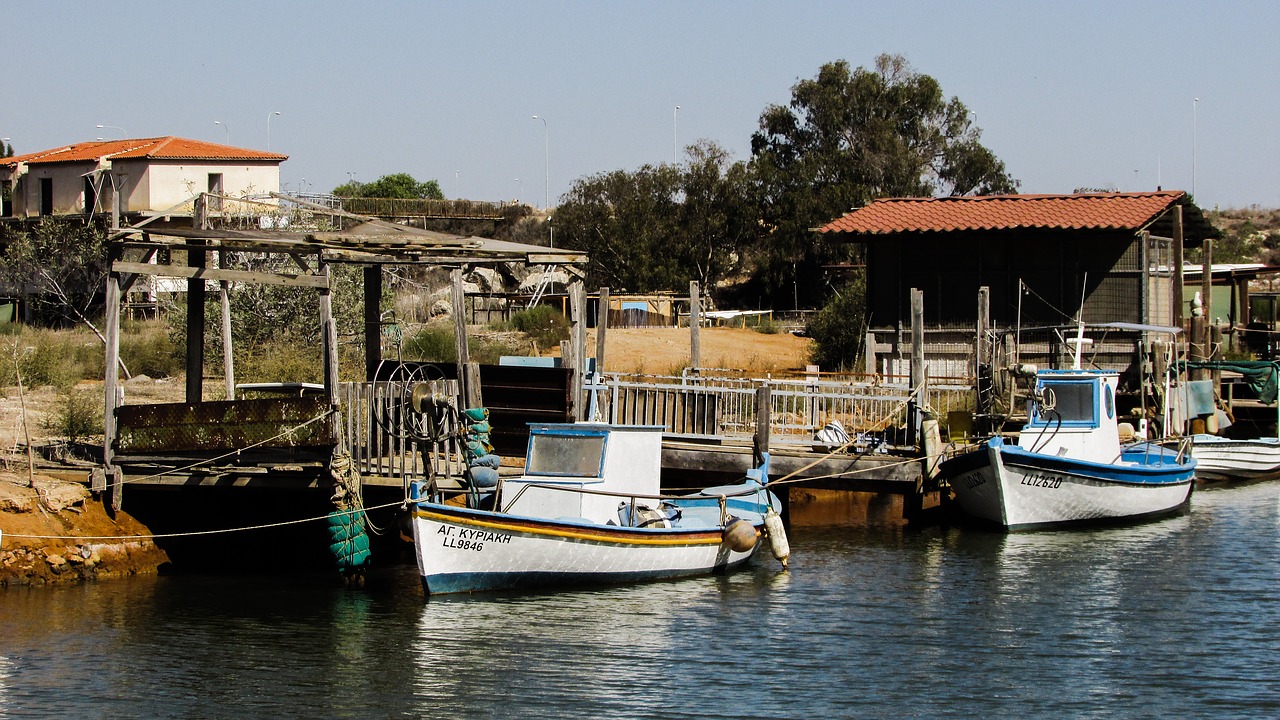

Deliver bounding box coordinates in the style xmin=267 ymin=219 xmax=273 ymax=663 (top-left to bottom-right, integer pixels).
xmin=1186 ymin=435 xmax=1280 ymax=482
xmin=409 ymin=423 xmax=784 ymax=595
xmin=942 ymin=366 xmax=1196 ymax=530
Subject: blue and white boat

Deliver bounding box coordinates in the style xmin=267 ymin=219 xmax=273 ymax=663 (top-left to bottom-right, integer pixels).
xmin=943 ymin=362 xmax=1196 ymax=530
xmin=409 ymin=423 xmax=785 ymax=595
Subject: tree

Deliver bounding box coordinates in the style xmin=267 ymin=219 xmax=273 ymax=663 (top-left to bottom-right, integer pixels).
xmin=332 ymin=173 xmax=443 ymax=199
xmin=0 ymin=219 xmax=110 ymax=336
xmin=553 ymin=141 xmax=752 ymax=293
xmin=749 ymin=54 xmax=1018 ymax=308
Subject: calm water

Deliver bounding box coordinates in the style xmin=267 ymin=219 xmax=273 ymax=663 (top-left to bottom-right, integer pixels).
xmin=2 ymin=482 xmax=1279 ymax=719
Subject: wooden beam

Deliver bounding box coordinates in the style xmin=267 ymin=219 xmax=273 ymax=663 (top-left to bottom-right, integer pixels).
xmin=319 ymin=263 xmax=339 ymax=409
xmin=186 ymin=238 xmax=207 ymax=405
xmin=364 ymin=266 xmax=383 ymax=381
xmin=595 ymin=286 xmax=610 ymax=375
xmin=451 ymin=269 xmax=473 ymax=407
xmin=689 ymin=280 xmax=701 ymax=372
xmin=112 ymin=261 xmax=330 ymax=289
xmin=103 ymin=271 xmax=122 ymax=512
xmin=1172 ymin=205 xmax=1185 ymax=328
xmin=569 ymin=280 xmax=586 ymax=420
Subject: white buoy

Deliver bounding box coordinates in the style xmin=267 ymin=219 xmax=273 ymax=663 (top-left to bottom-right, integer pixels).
xmin=764 ymin=507 xmax=790 ymax=569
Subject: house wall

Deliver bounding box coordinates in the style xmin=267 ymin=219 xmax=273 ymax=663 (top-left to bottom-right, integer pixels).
xmin=10 ymin=162 xmax=96 ymax=216
xmin=142 ymin=161 xmax=280 ymax=210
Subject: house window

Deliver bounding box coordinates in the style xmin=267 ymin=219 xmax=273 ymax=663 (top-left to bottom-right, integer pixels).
xmin=39 ymin=177 xmax=53 ymax=216
xmin=207 ymin=173 xmax=223 ymax=212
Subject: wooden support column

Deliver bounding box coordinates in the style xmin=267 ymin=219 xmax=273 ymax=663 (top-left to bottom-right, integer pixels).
xmin=319 ymin=262 xmax=338 ymax=408
xmin=689 ymin=281 xmax=701 ymax=372
xmin=103 ymin=269 xmax=123 ymax=513
xmin=569 ymin=279 xmax=587 ymax=420
xmin=451 ymin=269 xmax=474 ymax=407
xmin=864 ymin=331 xmax=876 ymax=376
xmin=976 ymin=286 xmax=990 ymax=414
xmin=909 ymin=288 xmax=925 ymax=447
xmin=1201 ymin=237 xmax=1214 ymax=326
xmin=364 ymin=265 xmax=383 ymax=381
xmin=595 ymin=286 xmax=610 ymax=374
xmin=185 ymin=239 xmax=207 ymax=404
xmin=219 ymin=248 xmax=235 ymax=400
xmin=1172 ymin=205 xmax=1185 ymax=329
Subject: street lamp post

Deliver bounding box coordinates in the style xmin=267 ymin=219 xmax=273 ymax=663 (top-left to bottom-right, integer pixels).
xmin=214 ymin=121 xmax=229 ymax=143
xmin=532 ymin=115 xmax=549 ymax=209
xmin=1192 ymin=97 xmax=1199 ymax=198
xmin=673 ymin=105 xmax=681 ymax=163
xmin=96 ymin=124 xmax=127 ymax=138
xmin=267 ymin=111 xmax=281 ymax=151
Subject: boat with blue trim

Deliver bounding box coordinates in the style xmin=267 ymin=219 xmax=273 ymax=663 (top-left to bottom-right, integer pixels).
xmin=409 ymin=423 xmax=785 ymax=595
xmin=942 ymin=364 xmax=1196 ymax=530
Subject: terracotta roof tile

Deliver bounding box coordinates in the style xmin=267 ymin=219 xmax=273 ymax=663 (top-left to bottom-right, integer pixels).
xmin=818 ymin=191 xmax=1187 ymax=236
xmin=0 ymin=136 xmax=287 ymax=167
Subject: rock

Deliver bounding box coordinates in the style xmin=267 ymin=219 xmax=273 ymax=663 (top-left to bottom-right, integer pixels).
xmin=46 ymin=554 xmax=67 ymax=570
xmin=32 ymin=479 xmax=91 ymax=513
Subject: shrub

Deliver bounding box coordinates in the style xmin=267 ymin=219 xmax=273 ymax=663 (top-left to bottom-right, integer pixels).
xmin=42 ymin=388 xmax=103 ymax=443
xmin=509 ymin=305 xmax=570 ymax=351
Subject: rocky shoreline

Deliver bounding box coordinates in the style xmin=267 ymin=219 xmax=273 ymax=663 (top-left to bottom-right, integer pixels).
xmin=0 ymin=472 xmax=169 ymax=587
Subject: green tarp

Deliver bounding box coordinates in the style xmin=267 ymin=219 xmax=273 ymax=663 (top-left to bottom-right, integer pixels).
xmin=1181 ymin=361 xmax=1280 ymax=405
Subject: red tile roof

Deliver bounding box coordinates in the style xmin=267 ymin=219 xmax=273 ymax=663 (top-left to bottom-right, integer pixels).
xmin=0 ymin=137 xmax=287 ymax=166
xmin=818 ymin=191 xmax=1187 ymax=236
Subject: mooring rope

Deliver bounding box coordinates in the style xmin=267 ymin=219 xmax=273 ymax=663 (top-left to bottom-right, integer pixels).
xmin=0 ymin=500 xmax=405 ymax=543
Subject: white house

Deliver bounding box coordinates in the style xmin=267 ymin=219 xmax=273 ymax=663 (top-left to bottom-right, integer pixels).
xmin=0 ymin=136 xmax=287 ymax=218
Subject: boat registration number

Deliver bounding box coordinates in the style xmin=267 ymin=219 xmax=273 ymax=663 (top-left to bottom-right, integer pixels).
xmin=437 ymin=524 xmax=512 ymax=552
xmin=955 ymin=471 xmax=986 ymax=489
xmin=1020 ymin=472 xmax=1063 ymax=489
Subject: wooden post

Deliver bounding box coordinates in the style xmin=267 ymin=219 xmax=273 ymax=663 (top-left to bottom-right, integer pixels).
xmin=689 ymin=280 xmax=701 ymax=373
xmin=1172 ymin=205 xmax=1184 ymax=329
xmin=103 ymin=269 xmax=122 ymax=512
xmin=1201 ymin=237 xmax=1214 ymax=326
xmin=595 ymin=286 xmax=610 ymax=375
xmin=463 ymin=362 xmax=483 ymax=409
xmin=185 ymin=239 xmax=207 ymax=404
xmin=976 ymin=286 xmax=990 ymax=414
xmin=910 ymin=288 xmax=925 ymax=447
xmin=569 ymin=279 xmax=587 ymax=420
xmin=364 ymin=265 xmax=383 ymax=381
xmin=451 ymin=269 xmax=472 ymax=406
xmin=864 ymin=331 xmax=877 ymax=376
xmin=219 ymin=249 xmax=235 ymax=401
xmin=753 ymin=383 xmax=772 ymax=467
xmin=319 ymin=262 xmax=338 ymax=408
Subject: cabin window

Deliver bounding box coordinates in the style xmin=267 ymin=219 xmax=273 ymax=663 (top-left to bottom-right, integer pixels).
xmin=526 ymin=432 xmax=607 ymax=477
xmin=1033 ymin=380 xmax=1097 ymax=426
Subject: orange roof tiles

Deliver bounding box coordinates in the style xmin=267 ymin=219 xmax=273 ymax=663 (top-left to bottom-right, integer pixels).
xmin=0 ymin=137 xmax=287 ymax=166
xmin=818 ymin=191 xmax=1187 ymax=236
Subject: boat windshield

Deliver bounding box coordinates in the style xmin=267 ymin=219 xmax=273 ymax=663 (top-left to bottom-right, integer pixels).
xmin=526 ymin=433 xmax=607 ymax=477
xmin=1034 ymin=380 xmax=1096 ymax=424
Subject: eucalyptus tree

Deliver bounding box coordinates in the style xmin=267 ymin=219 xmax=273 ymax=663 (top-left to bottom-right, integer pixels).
xmin=749 ymin=53 xmax=1018 ymax=308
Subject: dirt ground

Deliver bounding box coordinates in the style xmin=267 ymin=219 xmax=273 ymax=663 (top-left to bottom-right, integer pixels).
xmin=589 ymin=326 xmax=814 ymax=376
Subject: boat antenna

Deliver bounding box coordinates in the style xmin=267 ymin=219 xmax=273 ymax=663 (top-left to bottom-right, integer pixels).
xmin=1069 ymin=273 xmax=1089 ymax=370
xmin=1016 ymin=279 xmax=1023 ymax=365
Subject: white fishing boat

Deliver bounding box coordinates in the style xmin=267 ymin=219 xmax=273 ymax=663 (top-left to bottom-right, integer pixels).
xmin=1177 ymin=361 xmax=1280 ymax=483
xmin=942 ymin=327 xmax=1195 ymax=529
xmin=1186 ymin=434 xmax=1280 ymax=482
xmin=409 ymin=423 xmax=786 ymax=595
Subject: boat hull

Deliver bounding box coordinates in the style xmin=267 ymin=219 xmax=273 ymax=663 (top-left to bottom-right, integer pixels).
xmin=412 ymin=503 xmax=760 ymax=594
xmin=944 ymin=438 xmax=1194 ymax=529
xmin=1189 ymin=435 xmax=1280 ymax=482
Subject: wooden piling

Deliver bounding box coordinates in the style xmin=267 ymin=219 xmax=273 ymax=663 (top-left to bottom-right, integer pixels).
xmin=364 ymin=265 xmax=382 ymax=381
xmin=689 ymin=280 xmax=701 ymax=373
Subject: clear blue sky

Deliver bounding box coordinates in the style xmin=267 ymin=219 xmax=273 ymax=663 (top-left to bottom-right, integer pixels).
xmin=7 ymin=1 xmax=1277 ymax=210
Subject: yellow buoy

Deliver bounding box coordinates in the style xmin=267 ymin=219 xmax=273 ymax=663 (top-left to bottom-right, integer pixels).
xmin=722 ymin=518 xmax=759 ymax=552
xmin=764 ymin=507 xmax=790 ymax=569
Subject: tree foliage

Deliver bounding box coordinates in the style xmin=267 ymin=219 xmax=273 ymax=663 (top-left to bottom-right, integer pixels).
xmin=0 ymin=219 xmax=110 ymax=335
xmin=554 ymin=140 xmax=752 ymax=292
xmin=749 ymin=54 xmax=1019 ymax=308
xmin=807 ymin=274 xmax=868 ymax=371
xmin=332 ymin=173 xmax=444 ymax=199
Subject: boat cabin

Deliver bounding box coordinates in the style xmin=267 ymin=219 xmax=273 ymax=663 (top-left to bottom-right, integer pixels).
xmin=499 ymin=424 xmax=664 ymax=523
xmin=1019 ymin=369 xmax=1121 ymax=464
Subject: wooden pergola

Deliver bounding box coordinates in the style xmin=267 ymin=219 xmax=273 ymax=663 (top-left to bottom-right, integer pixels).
xmin=99 ymin=193 xmax=587 ymax=510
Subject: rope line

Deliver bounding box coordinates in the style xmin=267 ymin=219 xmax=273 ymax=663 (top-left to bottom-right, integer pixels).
xmin=1 ymin=500 xmax=404 ymax=543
